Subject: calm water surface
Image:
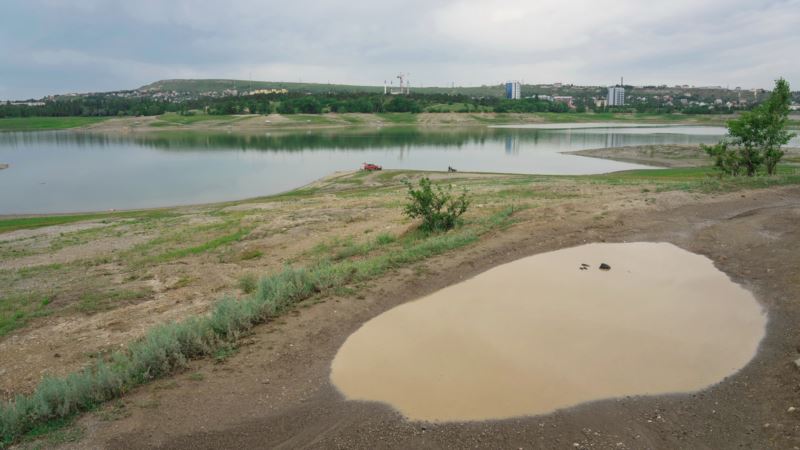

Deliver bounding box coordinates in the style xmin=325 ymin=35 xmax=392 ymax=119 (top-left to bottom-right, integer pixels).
xmin=0 ymin=124 xmax=758 ymax=214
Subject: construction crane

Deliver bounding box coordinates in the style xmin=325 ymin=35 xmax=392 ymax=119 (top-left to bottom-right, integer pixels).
xmin=386 ymin=73 xmax=410 ymax=95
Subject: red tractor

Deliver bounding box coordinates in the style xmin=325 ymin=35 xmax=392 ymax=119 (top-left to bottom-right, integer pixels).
xmin=362 ymin=162 xmax=382 ymax=171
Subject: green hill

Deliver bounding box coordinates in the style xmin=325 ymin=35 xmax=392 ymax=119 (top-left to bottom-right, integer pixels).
xmin=138 ymin=79 xmax=506 ymax=97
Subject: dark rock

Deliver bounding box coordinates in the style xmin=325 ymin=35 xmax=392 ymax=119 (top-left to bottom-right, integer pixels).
xmin=599 ymin=263 xmax=611 ymax=271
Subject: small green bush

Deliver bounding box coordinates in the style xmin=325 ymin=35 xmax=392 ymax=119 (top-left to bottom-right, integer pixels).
xmin=402 ymin=177 xmax=470 ymax=232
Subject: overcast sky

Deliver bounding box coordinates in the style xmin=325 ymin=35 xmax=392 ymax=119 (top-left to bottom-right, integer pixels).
xmin=1 ymin=0 xmax=798 ymax=99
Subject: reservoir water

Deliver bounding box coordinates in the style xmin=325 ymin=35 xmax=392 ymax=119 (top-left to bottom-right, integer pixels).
xmin=0 ymin=124 xmax=768 ymax=214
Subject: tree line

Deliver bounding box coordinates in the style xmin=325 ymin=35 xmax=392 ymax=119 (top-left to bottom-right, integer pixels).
xmin=0 ymin=88 xmax=784 ymax=118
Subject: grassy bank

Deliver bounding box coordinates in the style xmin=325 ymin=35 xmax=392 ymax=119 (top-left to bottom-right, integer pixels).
xmin=0 ymin=210 xmax=176 ymax=234
xmin=585 ymin=165 xmax=800 ymax=193
xmin=0 ymin=117 xmax=108 ymax=131
xmin=0 ymin=206 xmax=517 ymax=446
xmin=153 ymin=113 xmax=250 ymax=126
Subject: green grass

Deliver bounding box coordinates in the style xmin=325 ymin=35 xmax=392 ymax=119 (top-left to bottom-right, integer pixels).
xmin=154 ymin=113 xmax=246 ymax=125
xmin=0 ymin=117 xmax=108 ymax=131
xmin=376 ymin=113 xmax=417 ymax=124
xmin=147 ymin=228 xmax=252 ymax=264
xmin=491 ymin=187 xmax=580 ymax=200
xmin=238 ymin=274 xmax=258 ymax=294
xmin=0 ymin=210 xmax=176 ymax=235
xmin=18 ymin=415 xmax=83 ymax=447
xmin=469 ymin=112 xmax=732 ymax=125
xmin=306 ymin=232 xmax=397 ymax=262
xmin=339 ymin=114 xmax=365 ymax=124
xmin=0 ymin=294 xmax=53 ymax=337
xmin=284 ymin=114 xmax=338 ymax=125
xmin=585 ymin=165 xmax=800 ymax=193
xmin=238 ymin=249 xmax=263 ymax=261
xmin=76 ymin=289 xmax=152 ymax=315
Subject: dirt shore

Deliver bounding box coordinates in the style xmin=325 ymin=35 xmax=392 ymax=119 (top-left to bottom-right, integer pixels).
xmin=80 ymin=112 xmax=736 ymax=134
xmin=569 ymin=145 xmax=800 ymax=168
xmin=57 ymin=184 xmax=800 ymax=450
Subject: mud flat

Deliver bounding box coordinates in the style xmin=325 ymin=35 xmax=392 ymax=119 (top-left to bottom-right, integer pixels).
xmin=331 ymin=242 xmax=766 ymax=422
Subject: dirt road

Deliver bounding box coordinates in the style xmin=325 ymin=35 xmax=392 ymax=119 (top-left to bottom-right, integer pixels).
xmin=65 ymin=186 xmax=800 ymax=449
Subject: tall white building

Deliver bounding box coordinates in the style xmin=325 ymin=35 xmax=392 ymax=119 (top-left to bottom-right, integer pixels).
xmin=607 ymin=81 xmax=625 ymax=106
xmin=505 ymin=81 xmax=521 ymax=100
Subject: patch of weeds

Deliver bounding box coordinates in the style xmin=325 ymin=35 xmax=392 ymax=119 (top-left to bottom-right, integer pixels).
xmin=94 ymin=401 xmax=131 ymax=422
xmin=19 ymin=416 xmax=84 ymax=447
xmin=492 ymin=187 xmax=580 ymax=200
xmin=374 ymin=232 xmax=396 ymax=246
xmin=169 ymin=276 xmax=193 ymax=290
xmin=239 ymin=249 xmax=263 ymax=261
xmin=238 ymin=274 xmax=258 ymax=294
xmin=188 ymin=373 xmax=205 ymax=382
xmin=213 ymin=345 xmax=238 ymax=363
xmin=153 ymin=381 xmax=179 ymax=391
xmin=11 ymin=263 xmax=65 ymax=280
xmin=150 ymin=227 xmax=253 ymax=263
xmin=0 ymin=293 xmax=54 ymax=337
xmin=76 ymin=289 xmax=151 ymax=315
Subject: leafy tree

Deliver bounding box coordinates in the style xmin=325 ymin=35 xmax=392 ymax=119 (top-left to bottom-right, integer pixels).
xmin=385 ymin=96 xmax=422 ymax=113
xmin=702 ymin=142 xmax=742 ymax=176
xmin=709 ymin=78 xmax=795 ymax=176
xmin=760 ymin=78 xmax=795 ymax=175
xmin=403 ymin=177 xmax=469 ymax=232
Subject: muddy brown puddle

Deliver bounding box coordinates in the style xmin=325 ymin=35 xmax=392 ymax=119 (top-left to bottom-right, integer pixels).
xmin=330 ymin=242 xmax=767 ymax=422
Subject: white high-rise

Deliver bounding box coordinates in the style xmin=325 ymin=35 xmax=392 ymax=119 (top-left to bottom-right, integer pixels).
xmin=607 ymin=79 xmax=625 ymax=106
xmin=505 ymin=81 xmax=521 ymax=100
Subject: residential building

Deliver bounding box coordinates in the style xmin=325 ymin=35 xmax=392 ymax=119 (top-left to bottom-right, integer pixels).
xmin=607 ymin=85 xmax=625 ymax=106
xmin=505 ymin=81 xmax=521 ymax=100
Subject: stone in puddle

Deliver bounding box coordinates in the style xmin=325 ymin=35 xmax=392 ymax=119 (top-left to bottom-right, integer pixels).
xmin=599 ymin=263 xmax=611 ymax=271
xmin=794 ymin=357 xmax=800 ymax=370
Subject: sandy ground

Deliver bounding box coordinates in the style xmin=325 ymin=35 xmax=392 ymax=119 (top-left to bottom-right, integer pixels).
xmin=1 ymin=150 xmax=799 ymax=448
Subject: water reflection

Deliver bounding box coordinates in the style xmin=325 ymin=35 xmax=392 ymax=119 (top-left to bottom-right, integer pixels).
xmin=0 ymin=125 xmax=759 ymax=214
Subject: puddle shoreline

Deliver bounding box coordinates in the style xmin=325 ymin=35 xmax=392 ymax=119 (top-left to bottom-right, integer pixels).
xmin=331 ymin=242 xmax=767 ymax=422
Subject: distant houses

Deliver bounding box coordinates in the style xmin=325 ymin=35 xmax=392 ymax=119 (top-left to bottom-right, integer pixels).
xmin=247 ymin=88 xmax=289 ymax=96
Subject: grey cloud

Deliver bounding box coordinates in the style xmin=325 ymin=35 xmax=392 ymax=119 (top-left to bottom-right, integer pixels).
xmin=1 ymin=0 xmax=798 ymax=99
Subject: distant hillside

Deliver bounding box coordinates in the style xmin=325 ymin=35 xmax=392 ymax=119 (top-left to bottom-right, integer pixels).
xmin=138 ymin=79 xmax=507 ymax=97
xmin=136 ymin=79 xmax=785 ymax=103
